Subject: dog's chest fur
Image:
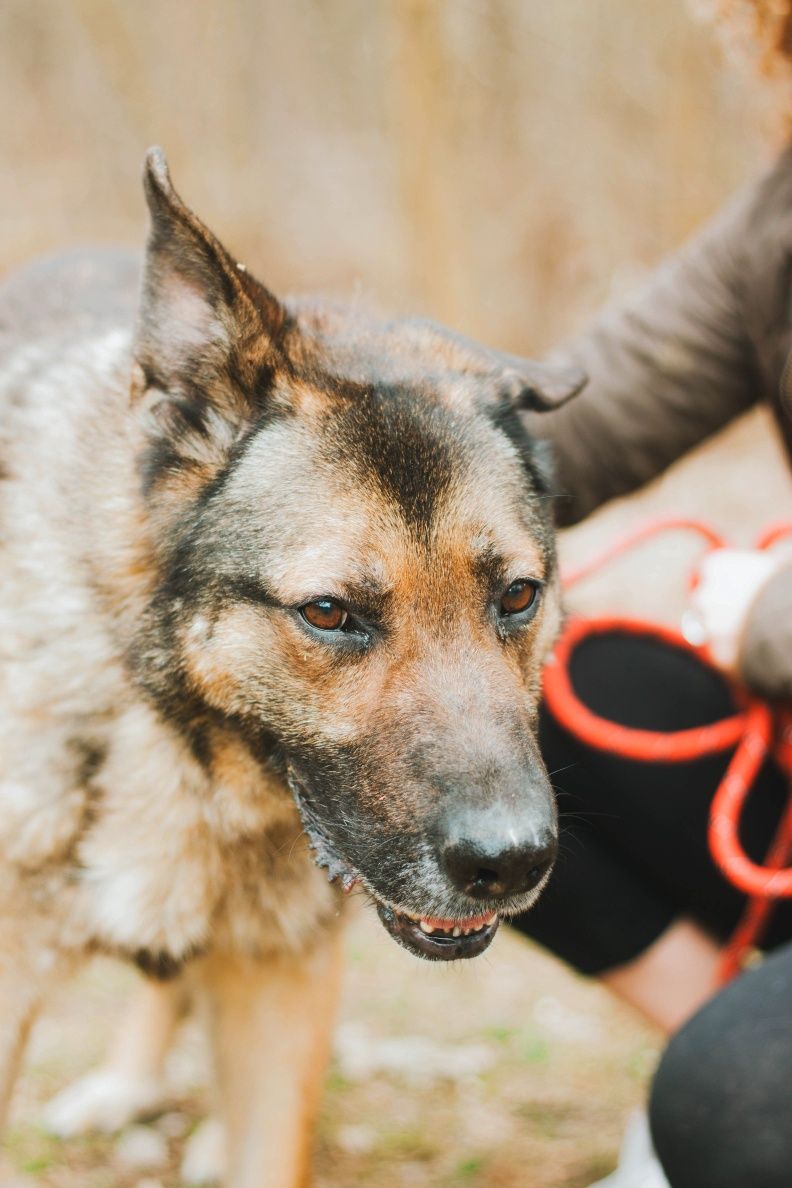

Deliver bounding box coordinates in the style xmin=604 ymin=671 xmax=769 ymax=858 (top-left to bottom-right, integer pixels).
xmin=73 ymin=701 xmax=338 ymax=963
xmin=0 ymin=252 xmax=339 ymax=967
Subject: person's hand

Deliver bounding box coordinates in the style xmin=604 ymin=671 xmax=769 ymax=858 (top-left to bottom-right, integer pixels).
xmin=682 ymin=548 xmax=782 ymax=672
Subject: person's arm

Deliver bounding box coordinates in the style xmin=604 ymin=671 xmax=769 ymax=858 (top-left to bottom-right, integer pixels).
xmin=534 ymin=158 xmax=792 ymax=527
xmin=534 ymin=151 xmax=792 ymax=698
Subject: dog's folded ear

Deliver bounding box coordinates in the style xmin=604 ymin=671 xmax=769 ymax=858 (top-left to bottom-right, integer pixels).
xmin=493 ymin=353 xmax=587 ymax=412
xmin=132 ymin=146 xmax=286 ymax=425
xmin=396 ymin=320 xmax=586 ymax=412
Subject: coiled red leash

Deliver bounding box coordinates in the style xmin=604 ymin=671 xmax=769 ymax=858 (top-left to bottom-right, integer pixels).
xmin=543 ymin=519 xmax=792 ymax=982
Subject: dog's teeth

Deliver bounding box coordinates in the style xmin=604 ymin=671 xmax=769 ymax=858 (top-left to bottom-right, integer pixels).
xmin=413 ymin=913 xmax=496 ymax=938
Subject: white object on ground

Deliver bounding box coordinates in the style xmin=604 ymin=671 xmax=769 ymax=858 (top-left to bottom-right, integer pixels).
xmin=533 ymin=994 xmax=604 ymax=1045
xmin=336 ymin=1122 xmax=377 ymax=1154
xmin=115 ymin=1124 xmax=169 ymax=1171
xmin=180 ymin=1115 xmax=226 ymax=1185
xmin=41 ymin=1069 xmax=169 ymax=1136
xmin=156 ymin=1110 xmax=190 ymax=1138
xmin=333 ymin=1020 xmax=494 ymax=1085
xmin=587 ymin=1110 xmax=671 ymax=1188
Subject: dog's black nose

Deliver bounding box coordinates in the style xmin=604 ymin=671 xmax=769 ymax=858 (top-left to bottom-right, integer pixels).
xmin=431 ymin=761 xmax=558 ymax=902
xmin=441 ymin=830 xmax=557 ymax=899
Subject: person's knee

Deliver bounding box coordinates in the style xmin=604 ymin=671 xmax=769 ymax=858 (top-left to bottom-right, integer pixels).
xmin=649 ymin=953 xmax=792 ymax=1188
xmin=649 ymin=1018 xmax=721 ymax=1188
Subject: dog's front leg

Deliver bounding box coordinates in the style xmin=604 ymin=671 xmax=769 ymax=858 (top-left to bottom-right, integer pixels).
xmin=199 ymin=930 xmax=344 ymax=1188
xmin=43 ymin=974 xmax=188 ymax=1137
xmin=0 ymin=919 xmax=68 ymax=1128
xmin=0 ymin=987 xmax=38 ymax=1127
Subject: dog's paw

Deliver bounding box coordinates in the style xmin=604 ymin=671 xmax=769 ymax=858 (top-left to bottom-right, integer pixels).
xmin=180 ymin=1116 xmax=226 ymax=1185
xmin=41 ymin=1069 xmax=168 ymax=1137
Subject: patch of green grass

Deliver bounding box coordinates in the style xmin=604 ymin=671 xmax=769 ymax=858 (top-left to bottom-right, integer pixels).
xmin=520 ymin=1033 xmax=549 ymax=1064
xmin=4 ymin=1126 xmax=60 ymax=1170
xmin=514 ymin=1100 xmax=576 ymax=1138
xmin=481 ymin=1023 xmax=548 ymax=1064
xmin=22 ymin=1155 xmax=56 ymax=1173
xmin=1 ymin=1126 xmax=27 ymax=1153
xmin=325 ymin=1066 xmax=352 ymax=1094
xmin=485 ymin=1024 xmax=518 ymax=1045
xmin=627 ymin=1046 xmax=658 ymax=1080
xmin=378 ymin=1126 xmax=438 ymax=1162
xmin=451 ymin=1153 xmax=489 ymax=1180
xmin=5 ymin=1122 xmax=127 ymax=1184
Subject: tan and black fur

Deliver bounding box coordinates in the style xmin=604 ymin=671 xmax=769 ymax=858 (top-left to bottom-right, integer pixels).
xmin=0 ymin=149 xmax=585 ymax=1186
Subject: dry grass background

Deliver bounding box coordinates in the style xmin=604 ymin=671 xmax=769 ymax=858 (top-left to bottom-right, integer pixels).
xmin=2 ymin=1 xmax=792 ymax=1186
xmin=0 ymin=0 xmax=775 ymax=344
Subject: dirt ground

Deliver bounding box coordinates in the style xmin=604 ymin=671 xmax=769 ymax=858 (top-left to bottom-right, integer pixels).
xmin=3 ymin=918 xmax=657 ymax=1188
xmin=5 ymin=410 xmax=792 ymax=1188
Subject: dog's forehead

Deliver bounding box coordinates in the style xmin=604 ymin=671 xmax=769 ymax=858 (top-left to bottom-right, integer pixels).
xmin=290 ymin=300 xmax=502 ymax=399
xmin=221 ymin=384 xmax=549 ymax=596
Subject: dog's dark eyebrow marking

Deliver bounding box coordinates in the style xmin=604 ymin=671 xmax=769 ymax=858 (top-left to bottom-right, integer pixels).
xmin=331 ymin=580 xmax=392 ymax=623
xmin=472 ymin=546 xmax=510 ymax=593
xmin=226 ymin=576 xmax=280 ymax=607
xmin=229 ymin=573 xmax=392 ymax=625
xmin=471 ymin=545 xmax=546 ymax=595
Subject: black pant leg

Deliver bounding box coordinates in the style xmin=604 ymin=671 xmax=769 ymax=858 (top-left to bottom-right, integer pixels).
xmin=650 ymin=942 xmax=792 ymax=1188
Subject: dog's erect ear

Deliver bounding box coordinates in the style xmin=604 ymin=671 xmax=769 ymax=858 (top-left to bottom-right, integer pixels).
xmin=132 ymin=147 xmax=287 ymax=418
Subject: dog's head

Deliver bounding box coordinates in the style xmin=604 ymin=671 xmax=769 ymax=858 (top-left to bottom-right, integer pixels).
xmin=131 ymin=148 xmax=586 ymax=961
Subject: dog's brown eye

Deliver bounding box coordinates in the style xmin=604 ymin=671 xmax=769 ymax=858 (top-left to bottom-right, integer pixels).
xmin=300 ymin=599 xmax=348 ymax=631
xmin=500 ymin=580 xmax=538 ymax=616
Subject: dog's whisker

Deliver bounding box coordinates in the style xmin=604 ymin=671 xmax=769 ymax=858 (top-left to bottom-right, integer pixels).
xmin=547 ymin=762 xmax=579 ymax=778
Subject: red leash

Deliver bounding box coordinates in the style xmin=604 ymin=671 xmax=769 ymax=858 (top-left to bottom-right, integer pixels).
xmin=544 ymin=519 xmax=792 ymax=982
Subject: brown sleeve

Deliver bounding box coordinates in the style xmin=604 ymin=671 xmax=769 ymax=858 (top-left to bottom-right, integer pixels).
xmin=738 ymin=561 xmax=792 ymax=701
xmin=532 ymin=166 xmax=783 ymax=527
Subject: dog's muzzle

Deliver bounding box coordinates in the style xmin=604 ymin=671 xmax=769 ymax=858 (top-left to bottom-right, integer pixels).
xmin=286 ymin=764 xmax=554 ymax=962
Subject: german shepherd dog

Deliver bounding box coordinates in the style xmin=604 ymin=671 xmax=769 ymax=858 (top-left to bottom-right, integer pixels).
xmin=0 ymin=149 xmax=585 ymax=1186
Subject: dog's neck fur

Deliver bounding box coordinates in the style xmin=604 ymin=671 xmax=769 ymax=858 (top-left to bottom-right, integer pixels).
xmin=0 ymin=274 xmax=340 ymax=969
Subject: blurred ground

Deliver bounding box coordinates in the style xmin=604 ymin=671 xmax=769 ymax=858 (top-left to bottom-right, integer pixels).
xmin=5 ymin=917 xmax=657 ymax=1188
xmin=0 ymin=0 xmax=774 ymax=352
xmin=3 ymin=1 xmax=792 ymax=1185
